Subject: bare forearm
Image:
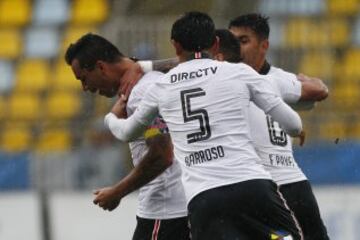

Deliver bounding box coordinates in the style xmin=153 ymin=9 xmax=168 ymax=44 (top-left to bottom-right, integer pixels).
xmin=152 ymin=58 xmax=179 ymax=73
xmin=112 ymin=135 xmax=173 ymax=198
xmin=298 ymin=74 xmax=329 ymax=101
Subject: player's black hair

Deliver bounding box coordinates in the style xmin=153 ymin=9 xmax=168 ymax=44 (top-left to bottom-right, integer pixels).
xmin=215 ymin=29 xmax=242 ymax=63
xmin=228 ymin=13 xmax=270 ymax=40
xmin=65 ymin=33 xmax=124 ymax=70
xmin=171 ymin=11 xmax=216 ymax=52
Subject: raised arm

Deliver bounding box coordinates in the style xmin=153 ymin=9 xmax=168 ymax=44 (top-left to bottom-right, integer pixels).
xmin=248 ymin=76 xmax=303 ymax=137
xmin=93 ymin=133 xmax=173 ymax=211
xmin=138 ymin=57 xmax=179 ymax=73
xmin=297 ymin=73 xmax=329 ymax=101
xmin=105 ymin=86 xmax=160 ymax=142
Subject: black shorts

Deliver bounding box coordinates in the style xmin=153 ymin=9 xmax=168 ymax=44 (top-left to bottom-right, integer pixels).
xmin=132 ymin=216 xmax=190 ymax=240
xmin=188 ymin=179 xmax=303 ymax=240
xmin=279 ymin=180 xmax=329 ymax=240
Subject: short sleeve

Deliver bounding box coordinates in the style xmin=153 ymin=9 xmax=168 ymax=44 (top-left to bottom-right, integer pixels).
xmin=273 ymin=71 xmax=301 ymax=104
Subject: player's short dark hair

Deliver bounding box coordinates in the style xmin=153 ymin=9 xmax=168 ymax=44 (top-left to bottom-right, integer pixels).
xmin=65 ymin=33 xmax=124 ymax=70
xmin=228 ymin=13 xmax=269 ymax=40
xmin=215 ymin=29 xmax=242 ymax=63
xmin=171 ymin=11 xmax=216 ymax=52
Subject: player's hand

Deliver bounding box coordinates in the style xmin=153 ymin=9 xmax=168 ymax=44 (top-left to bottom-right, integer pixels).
xmin=119 ymin=63 xmax=144 ymax=99
xmin=296 ymin=130 xmax=306 ymax=146
xmin=111 ymin=94 xmax=127 ymax=118
xmin=93 ymin=187 xmax=121 ymax=211
xmin=297 ymin=73 xmax=311 ymax=82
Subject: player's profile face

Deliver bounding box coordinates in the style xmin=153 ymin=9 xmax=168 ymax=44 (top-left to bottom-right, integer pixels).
xmin=230 ymin=26 xmax=265 ymax=70
xmin=71 ymin=59 xmax=117 ymax=98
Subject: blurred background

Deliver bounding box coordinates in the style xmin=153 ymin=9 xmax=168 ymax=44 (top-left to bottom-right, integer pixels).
xmin=0 ymin=0 xmax=359 ymax=239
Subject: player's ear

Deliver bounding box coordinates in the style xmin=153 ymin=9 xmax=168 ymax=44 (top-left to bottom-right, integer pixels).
xmin=261 ymin=39 xmax=269 ymax=51
xmin=171 ymin=39 xmax=183 ymax=56
xmin=214 ymin=52 xmax=224 ymax=61
xmin=96 ymin=60 xmax=106 ymax=74
xmin=210 ymin=36 xmax=220 ymax=56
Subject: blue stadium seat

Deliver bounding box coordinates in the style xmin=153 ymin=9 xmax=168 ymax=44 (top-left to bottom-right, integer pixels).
xmin=32 ymin=0 xmax=69 ymax=26
xmin=24 ymin=27 xmax=60 ymax=58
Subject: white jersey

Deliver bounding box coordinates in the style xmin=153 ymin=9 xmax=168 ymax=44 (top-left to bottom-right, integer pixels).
xmin=131 ymin=59 xmax=302 ymax=203
xmin=127 ymin=71 xmax=187 ymax=219
xmin=249 ymin=66 xmax=307 ymax=185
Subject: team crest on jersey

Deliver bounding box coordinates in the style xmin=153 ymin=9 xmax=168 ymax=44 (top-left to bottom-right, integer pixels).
xmin=144 ymin=115 xmax=169 ymax=139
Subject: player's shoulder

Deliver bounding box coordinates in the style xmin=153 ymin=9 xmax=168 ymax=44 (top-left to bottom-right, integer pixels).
xmin=129 ymin=71 xmax=163 ymax=100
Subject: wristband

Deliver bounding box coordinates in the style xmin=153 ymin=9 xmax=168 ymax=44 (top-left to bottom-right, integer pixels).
xmin=138 ymin=61 xmax=153 ymax=73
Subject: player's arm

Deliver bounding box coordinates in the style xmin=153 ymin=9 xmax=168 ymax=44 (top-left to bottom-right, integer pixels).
xmin=249 ymin=76 xmax=303 ymax=137
xmin=139 ymin=57 xmax=179 ymax=73
xmin=297 ymin=73 xmax=329 ymax=101
xmin=93 ymin=133 xmax=173 ymax=211
xmin=105 ymin=86 xmax=160 ymax=142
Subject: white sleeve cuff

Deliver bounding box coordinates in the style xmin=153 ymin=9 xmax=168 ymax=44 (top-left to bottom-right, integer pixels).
xmin=138 ymin=61 xmax=153 ymax=73
xmin=104 ymin=112 xmax=147 ymax=142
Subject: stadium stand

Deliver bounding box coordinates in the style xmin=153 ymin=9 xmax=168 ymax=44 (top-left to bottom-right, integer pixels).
xmin=0 ymin=0 xmax=358 ymax=183
xmin=35 ymin=127 xmax=72 ymax=152
xmin=0 ymin=0 xmax=31 ymax=27
xmin=15 ymin=59 xmax=50 ymax=92
xmin=0 ymin=60 xmax=14 ymax=93
xmin=0 ymin=28 xmax=22 ymax=59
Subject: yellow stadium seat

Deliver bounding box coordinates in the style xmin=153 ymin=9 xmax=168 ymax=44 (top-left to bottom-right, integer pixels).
xmin=331 ymin=82 xmax=360 ymax=110
xmin=349 ymin=121 xmax=360 ymax=139
xmin=319 ymin=118 xmax=347 ymax=140
xmin=61 ymin=26 xmax=97 ymax=54
xmin=299 ymin=51 xmax=335 ymax=79
xmin=0 ymin=126 xmax=32 ymax=152
xmin=15 ymin=59 xmax=50 ymax=92
xmin=327 ymin=0 xmax=359 ymax=15
xmin=35 ymin=128 xmax=72 ymax=152
xmin=328 ymin=18 xmax=349 ymax=47
xmin=0 ymin=29 xmax=22 ymax=59
xmin=8 ymin=93 xmax=41 ymax=121
xmin=284 ymin=18 xmax=325 ymax=48
xmin=53 ymin=61 xmax=82 ymax=90
xmin=284 ymin=18 xmax=349 ymax=48
xmin=337 ymin=49 xmax=360 ymax=80
xmin=71 ymin=0 xmax=108 ymax=24
xmin=45 ymin=91 xmax=81 ymax=120
xmin=0 ymin=0 xmax=31 ymax=27
xmin=0 ymin=96 xmax=5 ymax=120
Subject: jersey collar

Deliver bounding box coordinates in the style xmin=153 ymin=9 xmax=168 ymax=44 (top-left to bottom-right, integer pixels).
xmin=259 ymin=60 xmax=271 ymax=75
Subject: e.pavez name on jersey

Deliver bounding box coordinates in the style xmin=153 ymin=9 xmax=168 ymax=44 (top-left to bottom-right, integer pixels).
xmin=170 ymin=66 xmax=218 ymax=83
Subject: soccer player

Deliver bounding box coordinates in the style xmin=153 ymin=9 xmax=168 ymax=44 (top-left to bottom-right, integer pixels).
xmin=228 ymin=13 xmax=329 ymax=240
xmin=65 ymin=33 xmax=190 ymax=240
xmin=105 ymin=11 xmax=304 ymax=240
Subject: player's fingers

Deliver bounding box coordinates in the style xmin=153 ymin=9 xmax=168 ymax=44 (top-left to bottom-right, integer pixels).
xmin=299 ymin=131 xmax=306 ymax=146
xmin=93 ymin=189 xmax=100 ymax=195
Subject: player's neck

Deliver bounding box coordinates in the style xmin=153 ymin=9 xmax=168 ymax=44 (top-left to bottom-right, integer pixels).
xmin=179 ymin=51 xmax=213 ymax=62
xmin=114 ymin=58 xmax=134 ymax=87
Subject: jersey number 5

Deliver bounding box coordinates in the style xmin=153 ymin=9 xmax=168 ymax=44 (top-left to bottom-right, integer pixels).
xmin=266 ymin=115 xmax=288 ymax=146
xmin=180 ymin=88 xmax=211 ymax=143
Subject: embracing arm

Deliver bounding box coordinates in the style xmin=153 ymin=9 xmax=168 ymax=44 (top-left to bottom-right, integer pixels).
xmin=105 ymin=87 xmax=159 ymax=142
xmin=298 ymin=73 xmax=329 ymax=101
xmin=93 ymin=133 xmax=174 ymax=211
xmin=138 ymin=57 xmax=179 ymax=73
